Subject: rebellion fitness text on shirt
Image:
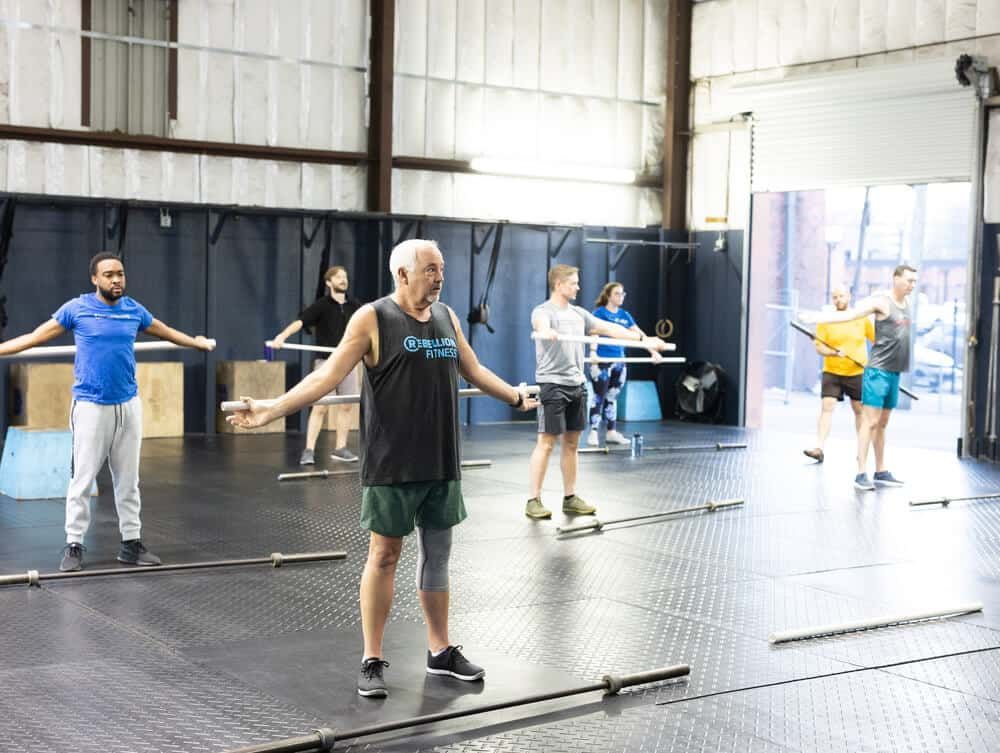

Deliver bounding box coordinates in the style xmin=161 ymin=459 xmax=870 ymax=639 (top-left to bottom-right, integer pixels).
xmin=403 ymin=335 xmax=458 ymax=360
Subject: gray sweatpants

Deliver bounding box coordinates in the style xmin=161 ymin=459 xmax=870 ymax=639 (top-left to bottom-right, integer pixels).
xmin=65 ymin=397 xmax=143 ymax=544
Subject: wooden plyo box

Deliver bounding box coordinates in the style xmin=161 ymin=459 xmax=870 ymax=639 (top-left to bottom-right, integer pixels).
xmin=136 ymin=362 xmax=184 ymax=438
xmin=323 ymin=363 xmax=362 ymax=432
xmin=216 ymin=360 xmax=286 ymax=434
xmin=8 ymin=362 xmax=184 ymax=438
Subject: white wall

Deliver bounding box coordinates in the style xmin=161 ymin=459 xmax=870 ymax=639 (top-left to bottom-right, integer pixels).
xmin=688 ymin=0 xmax=1000 ymax=230
xmin=389 ymin=0 xmax=667 ymax=226
xmin=0 ymin=0 xmax=369 ymax=209
xmin=0 ymin=0 xmax=668 ymax=227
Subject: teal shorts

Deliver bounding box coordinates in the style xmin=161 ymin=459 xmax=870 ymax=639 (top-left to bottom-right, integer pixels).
xmin=862 ymin=367 xmax=900 ymax=410
xmin=360 ymin=480 xmax=467 ymax=538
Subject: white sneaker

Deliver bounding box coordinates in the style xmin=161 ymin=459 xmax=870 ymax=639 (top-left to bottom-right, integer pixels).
xmin=605 ymin=430 xmax=630 ymax=445
xmin=586 ymin=431 xmax=599 ymax=447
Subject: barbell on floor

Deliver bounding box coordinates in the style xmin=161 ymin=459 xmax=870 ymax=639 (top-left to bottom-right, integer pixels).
xmin=277 ymin=460 xmax=492 ymax=482
xmin=221 ymin=663 xmax=691 ymax=753
xmin=909 ymin=492 xmax=1000 ymax=507
xmin=578 ymin=442 xmax=747 ymax=455
xmin=0 ymin=550 xmax=347 ymax=588
xmin=768 ymin=602 xmax=984 ymax=644
xmin=557 ymin=498 xmax=744 ymax=535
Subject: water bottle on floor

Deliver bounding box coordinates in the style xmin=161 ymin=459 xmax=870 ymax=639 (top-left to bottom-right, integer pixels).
xmin=631 ymin=433 xmax=643 ymax=458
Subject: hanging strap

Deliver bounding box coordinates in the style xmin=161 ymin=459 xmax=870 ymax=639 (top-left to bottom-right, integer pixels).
xmin=468 ymin=222 xmax=504 ymax=334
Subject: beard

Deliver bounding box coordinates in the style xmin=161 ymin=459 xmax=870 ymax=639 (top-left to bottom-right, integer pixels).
xmin=98 ymin=283 xmax=124 ymax=301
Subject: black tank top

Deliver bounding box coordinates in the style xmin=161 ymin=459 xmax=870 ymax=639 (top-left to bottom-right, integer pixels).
xmin=360 ymin=296 xmax=461 ymax=486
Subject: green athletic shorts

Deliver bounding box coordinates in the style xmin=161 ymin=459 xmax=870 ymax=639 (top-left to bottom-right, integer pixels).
xmin=360 ymin=480 xmax=467 ymax=538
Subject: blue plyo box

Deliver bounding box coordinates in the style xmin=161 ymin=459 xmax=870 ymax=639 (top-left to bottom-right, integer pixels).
xmin=0 ymin=427 xmax=96 ymax=500
xmin=619 ymin=380 xmax=663 ymax=421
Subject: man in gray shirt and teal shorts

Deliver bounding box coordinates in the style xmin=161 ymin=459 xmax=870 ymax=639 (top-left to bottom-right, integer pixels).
xmin=799 ymin=264 xmax=917 ymax=492
xmin=527 ymin=264 xmax=670 ymax=519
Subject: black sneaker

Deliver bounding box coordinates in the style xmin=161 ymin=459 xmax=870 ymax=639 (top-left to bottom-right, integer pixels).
xmin=117 ymin=540 xmax=162 ymax=566
xmin=426 ymin=645 xmax=485 ymax=681
xmin=60 ymin=543 xmax=85 ymax=572
xmin=357 ymin=658 xmax=389 ymax=698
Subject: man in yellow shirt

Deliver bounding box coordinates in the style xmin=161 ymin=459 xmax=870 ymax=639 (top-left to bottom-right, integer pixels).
xmin=803 ymin=285 xmax=875 ymax=463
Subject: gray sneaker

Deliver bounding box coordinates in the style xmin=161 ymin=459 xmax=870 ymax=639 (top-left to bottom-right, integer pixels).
xmin=357 ymin=658 xmax=389 ymax=698
xmin=330 ymin=447 xmax=358 ymax=463
xmin=60 ymin=543 xmax=84 ymax=572
xmin=873 ymin=470 xmax=904 ymax=487
xmin=299 ymin=448 xmax=315 ymax=465
xmin=854 ymin=473 xmax=875 ymax=491
xmin=117 ymin=540 xmax=162 ymax=566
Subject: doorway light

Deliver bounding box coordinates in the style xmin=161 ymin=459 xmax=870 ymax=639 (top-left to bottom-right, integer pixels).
xmin=469 ymin=157 xmax=636 ymax=185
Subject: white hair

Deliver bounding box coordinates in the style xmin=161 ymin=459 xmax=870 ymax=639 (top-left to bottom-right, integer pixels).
xmin=388 ymin=238 xmax=439 ymax=287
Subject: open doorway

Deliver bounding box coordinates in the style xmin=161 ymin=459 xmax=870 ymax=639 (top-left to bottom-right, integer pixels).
xmin=745 ymin=183 xmax=969 ymax=453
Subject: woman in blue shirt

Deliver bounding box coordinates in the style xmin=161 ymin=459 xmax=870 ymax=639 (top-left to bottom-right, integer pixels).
xmin=588 ymin=282 xmax=648 ymax=447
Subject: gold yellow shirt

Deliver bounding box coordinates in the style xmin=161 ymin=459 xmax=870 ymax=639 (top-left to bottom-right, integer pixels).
xmin=816 ymin=318 xmax=875 ymax=377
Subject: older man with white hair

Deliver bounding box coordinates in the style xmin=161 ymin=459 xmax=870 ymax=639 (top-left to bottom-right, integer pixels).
xmin=228 ymin=238 xmax=537 ymax=699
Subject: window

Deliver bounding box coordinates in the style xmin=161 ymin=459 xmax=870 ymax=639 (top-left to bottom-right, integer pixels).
xmin=82 ymin=0 xmax=177 ymax=137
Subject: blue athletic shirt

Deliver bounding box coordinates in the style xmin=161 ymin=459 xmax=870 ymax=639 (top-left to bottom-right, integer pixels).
xmin=591 ymin=307 xmax=636 ymax=359
xmin=52 ymin=293 xmax=154 ymax=404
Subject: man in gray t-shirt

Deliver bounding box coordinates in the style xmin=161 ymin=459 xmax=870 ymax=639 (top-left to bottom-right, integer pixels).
xmin=526 ymin=264 xmax=669 ymax=520
xmin=799 ymin=264 xmax=918 ymax=493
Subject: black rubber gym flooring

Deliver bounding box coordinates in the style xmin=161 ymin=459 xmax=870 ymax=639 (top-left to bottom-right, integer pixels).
xmin=3 ymin=419 xmax=1000 ymax=752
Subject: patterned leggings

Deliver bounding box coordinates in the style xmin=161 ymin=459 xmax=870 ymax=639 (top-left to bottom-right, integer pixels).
xmin=589 ymin=363 xmax=627 ymax=431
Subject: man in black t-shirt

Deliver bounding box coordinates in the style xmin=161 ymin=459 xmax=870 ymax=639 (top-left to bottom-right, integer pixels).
xmin=272 ymin=266 xmax=362 ymax=465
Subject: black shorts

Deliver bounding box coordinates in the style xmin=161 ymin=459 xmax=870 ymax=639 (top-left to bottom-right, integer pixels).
xmin=537 ymin=383 xmax=587 ymax=435
xmin=821 ymin=372 xmax=863 ymax=402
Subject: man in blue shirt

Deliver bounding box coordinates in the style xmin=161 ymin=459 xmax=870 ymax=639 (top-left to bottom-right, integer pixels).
xmin=0 ymin=252 xmax=214 ymax=571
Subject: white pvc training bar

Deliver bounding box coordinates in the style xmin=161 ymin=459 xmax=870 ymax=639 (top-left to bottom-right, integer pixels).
xmin=768 ymin=602 xmax=984 ymax=644
xmin=266 ymin=340 xmax=336 ymax=354
xmin=222 ymin=385 xmax=539 ymax=413
xmin=531 ymin=332 xmax=677 ymax=351
xmin=585 ymin=357 xmax=686 ymax=364
xmin=2 ymin=340 xmax=217 ymax=359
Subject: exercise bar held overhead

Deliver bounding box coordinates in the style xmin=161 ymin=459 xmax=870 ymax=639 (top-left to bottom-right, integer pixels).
xmin=1 ymin=339 xmax=217 ymax=359
xmin=222 ymin=385 xmax=539 ymax=413
xmin=220 ymin=664 xmax=691 ymax=753
xmin=531 ymin=332 xmax=677 ymax=351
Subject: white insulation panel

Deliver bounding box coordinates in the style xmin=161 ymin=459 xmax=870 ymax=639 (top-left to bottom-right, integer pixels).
xmin=694 ymin=0 xmax=1000 ymax=79
xmin=392 ymin=168 xmax=660 ymax=227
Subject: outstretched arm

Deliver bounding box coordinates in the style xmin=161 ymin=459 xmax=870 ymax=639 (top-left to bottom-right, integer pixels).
xmin=800 ymin=297 xmax=888 ymax=325
xmin=271 ymin=319 xmax=304 ymax=348
xmin=449 ymin=308 xmax=537 ymax=411
xmin=590 ymin=317 xmax=671 ymax=352
xmin=145 ymin=319 xmax=215 ymax=351
xmin=228 ymin=305 xmax=377 ymax=428
xmin=0 ymin=319 xmax=66 ymax=356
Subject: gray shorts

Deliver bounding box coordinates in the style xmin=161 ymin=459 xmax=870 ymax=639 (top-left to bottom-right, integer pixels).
xmin=537 ymin=382 xmax=587 ymax=435
xmin=313 ymin=357 xmax=359 ymax=397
